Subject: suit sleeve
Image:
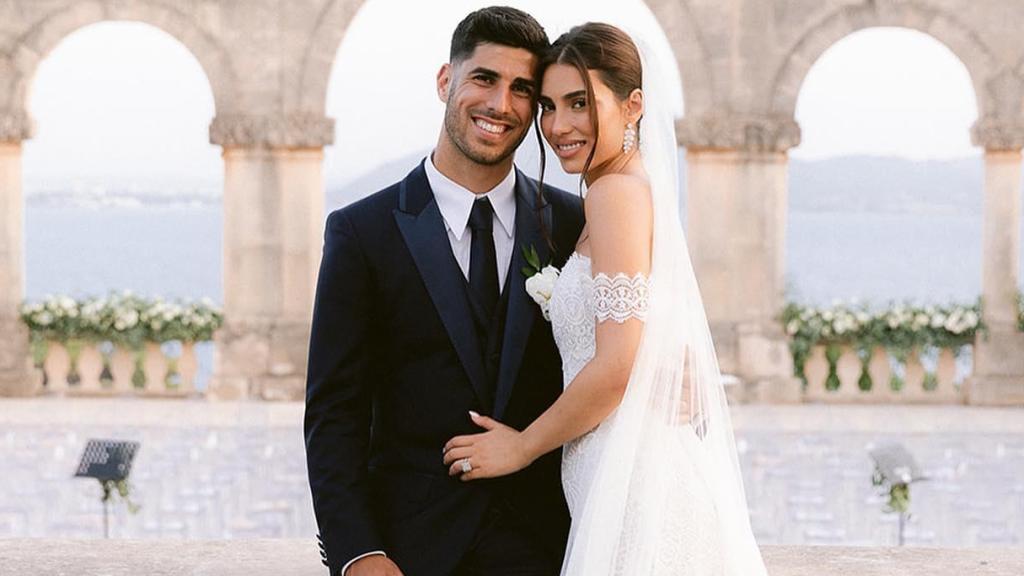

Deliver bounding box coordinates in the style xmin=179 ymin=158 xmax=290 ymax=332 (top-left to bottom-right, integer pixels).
xmin=305 ymin=209 xmax=383 ymax=575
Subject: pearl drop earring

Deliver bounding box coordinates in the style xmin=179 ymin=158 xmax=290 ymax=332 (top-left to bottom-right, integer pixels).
xmin=623 ymin=122 xmax=637 ymax=153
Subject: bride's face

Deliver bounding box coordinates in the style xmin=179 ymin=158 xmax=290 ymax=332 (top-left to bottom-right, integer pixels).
xmin=538 ymin=63 xmax=630 ymax=175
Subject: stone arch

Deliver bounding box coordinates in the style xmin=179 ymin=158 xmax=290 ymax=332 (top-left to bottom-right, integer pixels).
xmin=294 ymin=0 xmax=368 ymax=115
xmin=640 ymin=0 xmax=712 ymax=115
xmin=768 ymin=2 xmax=997 ymax=121
xmin=296 ymin=0 xmax=712 ymax=119
xmin=2 ymin=0 xmax=238 ymax=119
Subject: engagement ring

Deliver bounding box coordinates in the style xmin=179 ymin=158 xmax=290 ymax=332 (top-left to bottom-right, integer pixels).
xmin=459 ymin=458 xmax=472 ymax=473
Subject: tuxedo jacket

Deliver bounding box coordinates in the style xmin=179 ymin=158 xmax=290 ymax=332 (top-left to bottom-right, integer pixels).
xmin=305 ymin=160 xmax=584 ymax=576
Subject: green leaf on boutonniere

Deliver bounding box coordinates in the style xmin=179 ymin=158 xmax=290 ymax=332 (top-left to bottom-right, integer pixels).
xmin=521 ymin=245 xmax=548 ymax=278
xmin=525 ymin=245 xmax=541 ymax=269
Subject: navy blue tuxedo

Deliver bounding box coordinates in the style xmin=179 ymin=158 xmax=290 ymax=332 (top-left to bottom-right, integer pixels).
xmin=305 ymin=160 xmax=584 ymax=576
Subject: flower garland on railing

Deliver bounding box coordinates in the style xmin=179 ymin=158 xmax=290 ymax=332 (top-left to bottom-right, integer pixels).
xmin=780 ymin=300 xmax=985 ymax=387
xmin=19 ymin=292 xmax=223 ymax=346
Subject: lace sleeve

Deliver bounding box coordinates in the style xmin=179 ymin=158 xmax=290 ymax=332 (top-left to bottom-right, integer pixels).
xmin=592 ymin=272 xmax=650 ymax=323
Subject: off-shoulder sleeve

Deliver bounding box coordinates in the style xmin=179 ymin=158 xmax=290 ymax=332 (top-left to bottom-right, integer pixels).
xmin=592 ymin=272 xmax=650 ymax=323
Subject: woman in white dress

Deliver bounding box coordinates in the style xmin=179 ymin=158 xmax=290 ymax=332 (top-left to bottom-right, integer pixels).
xmin=443 ymin=23 xmax=768 ymax=575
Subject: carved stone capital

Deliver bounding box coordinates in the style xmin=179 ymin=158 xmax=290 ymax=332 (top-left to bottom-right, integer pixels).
xmin=676 ymin=112 xmax=801 ymax=153
xmin=0 ymin=110 xmax=34 ymax=143
xmin=209 ymin=113 xmax=335 ymax=149
xmin=971 ymin=115 xmax=1024 ymax=152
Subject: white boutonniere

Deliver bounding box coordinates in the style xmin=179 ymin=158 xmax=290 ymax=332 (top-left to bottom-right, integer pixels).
xmin=521 ymin=245 xmax=560 ymax=322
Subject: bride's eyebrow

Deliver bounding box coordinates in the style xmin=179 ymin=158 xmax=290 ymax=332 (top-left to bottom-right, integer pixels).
xmin=561 ymin=90 xmax=586 ymax=101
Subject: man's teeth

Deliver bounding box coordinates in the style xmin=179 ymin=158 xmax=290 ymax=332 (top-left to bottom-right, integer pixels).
xmin=558 ymin=142 xmax=584 ymax=151
xmin=475 ymin=119 xmax=507 ymax=134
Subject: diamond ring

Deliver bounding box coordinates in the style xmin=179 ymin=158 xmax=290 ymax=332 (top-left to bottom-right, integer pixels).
xmin=459 ymin=458 xmax=472 ymax=473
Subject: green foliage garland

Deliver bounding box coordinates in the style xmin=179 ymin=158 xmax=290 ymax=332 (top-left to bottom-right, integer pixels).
xmin=20 ymin=292 xmax=222 ymax=347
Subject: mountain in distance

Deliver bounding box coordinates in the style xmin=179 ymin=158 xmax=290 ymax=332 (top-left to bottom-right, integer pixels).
xmin=25 ymin=152 xmax=985 ymax=217
xmin=788 ymin=155 xmax=983 ymax=215
xmin=326 ymin=145 xmax=586 ymax=210
xmin=330 ymin=153 xmax=986 ymax=216
xmin=326 ymin=151 xmax=428 ymax=211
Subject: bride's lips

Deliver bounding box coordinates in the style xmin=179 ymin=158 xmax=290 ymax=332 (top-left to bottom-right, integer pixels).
xmin=471 ymin=116 xmax=514 ymax=140
xmin=554 ymin=140 xmax=587 ymax=159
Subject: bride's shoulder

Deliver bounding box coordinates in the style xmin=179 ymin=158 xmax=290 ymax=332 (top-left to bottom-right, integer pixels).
xmin=584 ymin=173 xmax=652 ymax=220
xmin=588 ymin=172 xmax=649 ymax=193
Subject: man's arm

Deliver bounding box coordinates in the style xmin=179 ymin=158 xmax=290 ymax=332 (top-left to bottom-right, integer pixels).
xmin=305 ymin=209 xmax=385 ymax=575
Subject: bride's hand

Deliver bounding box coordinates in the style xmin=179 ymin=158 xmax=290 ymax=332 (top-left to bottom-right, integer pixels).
xmin=442 ymin=411 xmax=533 ymax=481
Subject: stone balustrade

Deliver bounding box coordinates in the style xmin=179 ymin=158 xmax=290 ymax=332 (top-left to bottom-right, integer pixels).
xmin=801 ymin=345 xmax=967 ymax=404
xmin=0 ymin=540 xmax=1019 ymax=575
xmin=36 ymin=340 xmax=204 ymax=398
xmin=26 ymin=339 xmax=982 ymax=404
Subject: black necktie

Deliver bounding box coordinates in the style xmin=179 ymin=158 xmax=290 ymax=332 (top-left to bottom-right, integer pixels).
xmin=468 ymin=197 xmax=499 ymax=319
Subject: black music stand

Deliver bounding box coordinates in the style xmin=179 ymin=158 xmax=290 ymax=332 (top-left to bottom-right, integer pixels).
xmin=74 ymin=439 xmax=140 ymax=538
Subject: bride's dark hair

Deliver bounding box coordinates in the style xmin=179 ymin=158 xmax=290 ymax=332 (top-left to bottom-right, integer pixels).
xmin=535 ymin=23 xmax=642 ymax=244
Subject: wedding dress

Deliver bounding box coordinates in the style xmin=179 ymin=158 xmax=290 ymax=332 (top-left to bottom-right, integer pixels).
xmin=549 ymin=253 xmax=725 ymax=575
xmin=542 ymin=36 xmax=768 ymax=576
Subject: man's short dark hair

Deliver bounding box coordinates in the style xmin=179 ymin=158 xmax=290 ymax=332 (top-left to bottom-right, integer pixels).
xmin=449 ymin=6 xmax=549 ymax=63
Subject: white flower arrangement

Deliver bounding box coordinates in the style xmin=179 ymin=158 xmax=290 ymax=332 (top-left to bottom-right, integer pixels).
xmin=780 ymin=298 xmax=999 ymax=391
xmin=525 ymin=265 xmax=560 ymax=321
xmin=781 ymin=299 xmax=988 ymax=387
xmin=19 ymin=292 xmax=223 ymax=346
xmin=521 ymin=245 xmax=560 ymax=322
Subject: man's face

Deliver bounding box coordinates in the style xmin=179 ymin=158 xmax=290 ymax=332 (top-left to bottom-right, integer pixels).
xmin=438 ymin=43 xmax=538 ymax=166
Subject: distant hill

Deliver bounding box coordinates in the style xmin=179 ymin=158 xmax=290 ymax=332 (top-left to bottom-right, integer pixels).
xmin=788 ymin=155 xmax=983 ymax=215
xmin=326 ymin=151 xmax=428 ymax=211
xmin=325 ymin=145 xmax=586 ymax=210
xmin=26 ymin=152 xmax=984 ymax=217
xmin=329 ymin=153 xmax=985 ymax=216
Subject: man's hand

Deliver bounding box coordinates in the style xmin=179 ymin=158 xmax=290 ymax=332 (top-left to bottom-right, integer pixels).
xmin=347 ymin=555 xmax=403 ymax=576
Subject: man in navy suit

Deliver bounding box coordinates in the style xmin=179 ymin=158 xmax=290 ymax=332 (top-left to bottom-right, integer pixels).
xmin=305 ymin=7 xmax=584 ymax=576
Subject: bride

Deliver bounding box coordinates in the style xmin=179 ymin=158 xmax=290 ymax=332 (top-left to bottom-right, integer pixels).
xmin=443 ymin=22 xmax=768 ymax=575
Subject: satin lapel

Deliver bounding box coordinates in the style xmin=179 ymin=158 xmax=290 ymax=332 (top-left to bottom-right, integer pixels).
xmin=493 ymin=172 xmax=552 ymax=420
xmin=392 ymin=164 xmax=491 ymax=408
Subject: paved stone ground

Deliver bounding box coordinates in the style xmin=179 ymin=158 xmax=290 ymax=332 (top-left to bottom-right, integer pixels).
xmin=0 ymin=540 xmax=1021 ymax=575
xmin=0 ymin=399 xmax=1021 ymax=547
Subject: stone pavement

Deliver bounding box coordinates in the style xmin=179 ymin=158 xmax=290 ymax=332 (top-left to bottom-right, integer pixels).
xmin=0 ymin=399 xmax=1021 ymax=547
xmin=0 ymin=540 xmax=1021 ymax=575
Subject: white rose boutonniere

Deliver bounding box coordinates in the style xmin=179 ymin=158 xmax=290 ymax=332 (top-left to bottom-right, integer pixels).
xmin=521 ymin=245 xmax=560 ymax=321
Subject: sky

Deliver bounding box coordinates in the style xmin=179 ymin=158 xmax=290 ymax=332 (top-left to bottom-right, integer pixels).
xmin=20 ymin=1 xmax=982 ymax=195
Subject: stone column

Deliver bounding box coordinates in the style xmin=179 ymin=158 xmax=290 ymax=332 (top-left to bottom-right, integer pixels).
xmin=0 ymin=110 xmax=40 ymax=396
xmin=677 ymin=112 xmax=803 ymax=402
xmin=208 ymin=113 xmax=333 ymax=400
xmin=969 ymin=118 xmax=1024 ymax=406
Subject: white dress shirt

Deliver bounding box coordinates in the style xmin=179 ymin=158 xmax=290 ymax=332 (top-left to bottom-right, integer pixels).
xmin=425 ymin=153 xmax=517 ymax=293
xmin=340 ymin=156 xmax=518 ymax=576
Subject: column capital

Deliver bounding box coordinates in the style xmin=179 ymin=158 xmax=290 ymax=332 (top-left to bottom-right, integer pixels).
xmin=209 ymin=112 xmax=335 ymax=149
xmin=0 ymin=110 xmax=33 ymax=143
xmin=676 ymin=112 xmax=801 ymax=153
xmin=971 ymin=115 xmax=1024 ymax=152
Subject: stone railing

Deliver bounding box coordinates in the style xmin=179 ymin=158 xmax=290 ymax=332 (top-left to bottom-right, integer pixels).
xmin=0 ymin=540 xmax=1020 ymax=575
xmin=801 ymin=344 xmax=967 ymax=403
xmin=36 ymin=340 xmax=205 ymax=397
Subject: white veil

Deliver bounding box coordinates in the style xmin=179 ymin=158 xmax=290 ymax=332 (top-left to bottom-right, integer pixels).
xmin=559 ymin=36 xmax=768 ymax=576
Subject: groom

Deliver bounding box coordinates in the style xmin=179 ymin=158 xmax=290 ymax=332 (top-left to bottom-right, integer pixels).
xmin=305 ymin=7 xmax=583 ymax=576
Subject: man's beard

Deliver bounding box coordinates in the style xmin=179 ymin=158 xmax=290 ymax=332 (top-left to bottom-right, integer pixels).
xmin=443 ymin=101 xmax=526 ymax=166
